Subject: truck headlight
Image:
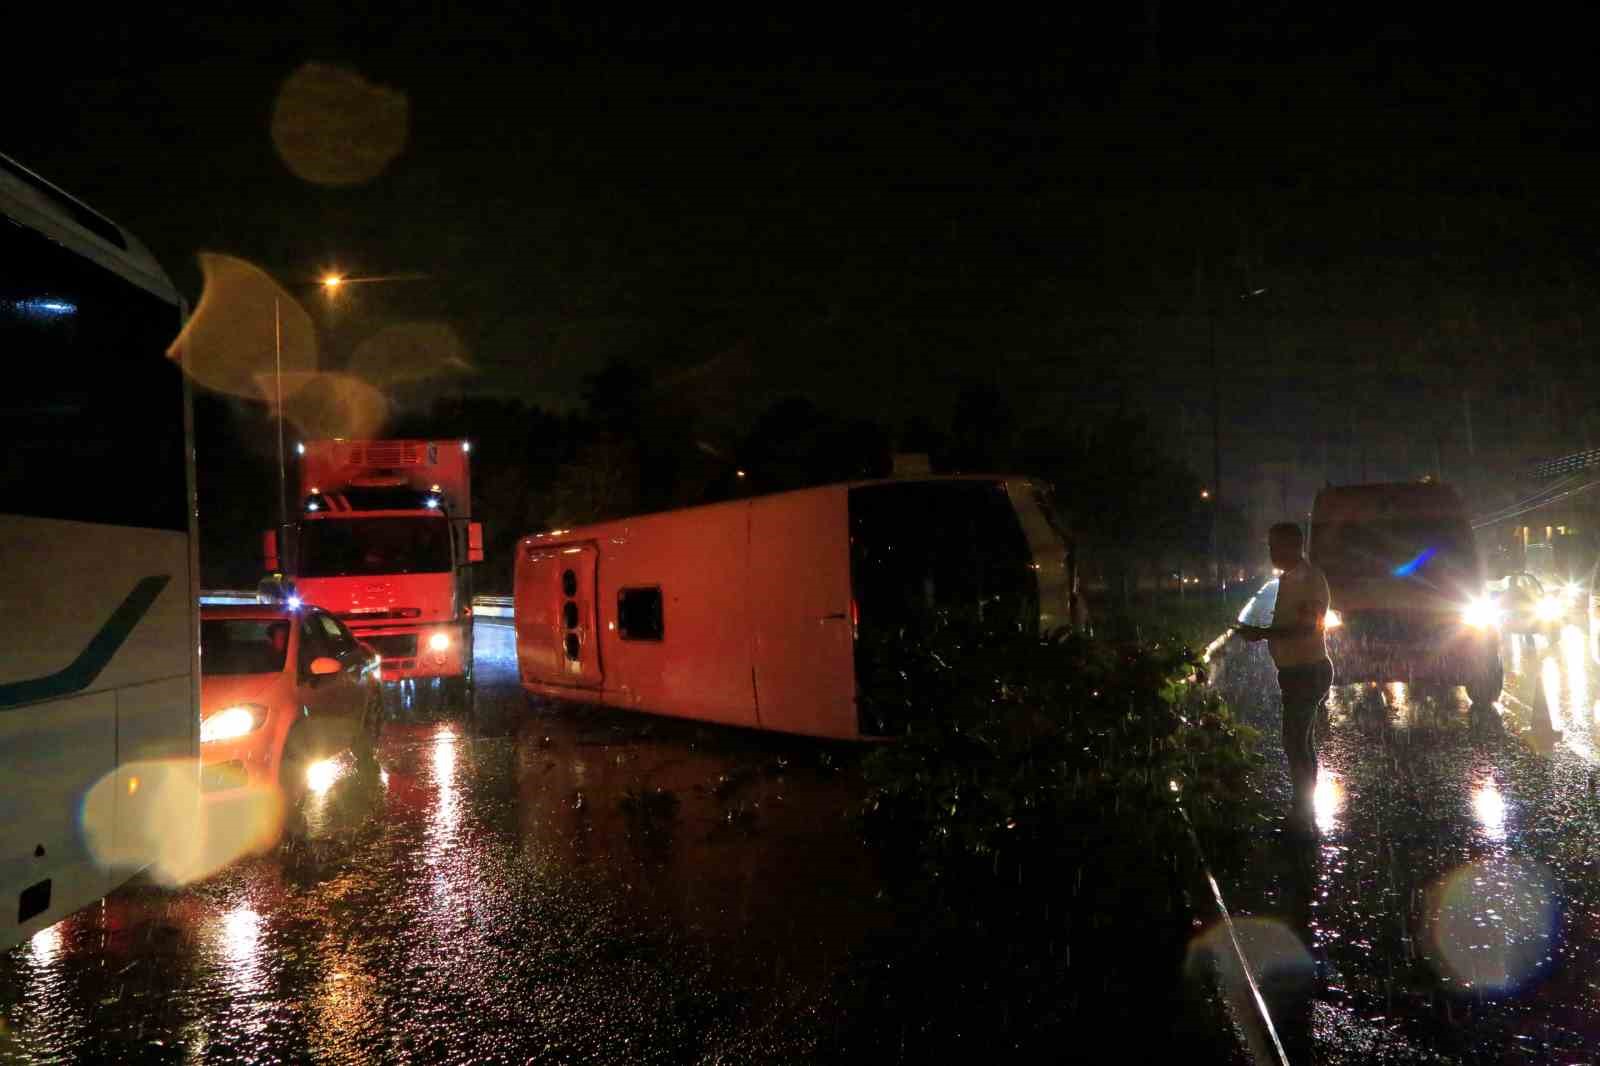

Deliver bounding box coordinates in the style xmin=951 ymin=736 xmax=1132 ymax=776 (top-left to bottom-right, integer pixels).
xmin=1462 ymin=597 xmax=1501 ymax=630
xmin=428 ymin=631 xmax=452 ymax=652
xmin=201 ymin=704 xmax=266 ymax=743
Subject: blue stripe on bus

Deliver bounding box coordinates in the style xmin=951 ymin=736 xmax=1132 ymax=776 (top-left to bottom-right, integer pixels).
xmin=0 ymin=575 xmax=171 ymax=709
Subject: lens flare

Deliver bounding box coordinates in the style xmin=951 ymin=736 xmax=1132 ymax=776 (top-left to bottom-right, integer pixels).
xmin=167 ymin=254 xmax=319 ymax=404
xmin=282 ymin=372 xmax=390 ymax=443
xmin=1423 ymin=859 xmax=1557 ymax=996
xmin=271 ymin=63 xmax=409 ymax=186
xmin=350 ymin=322 xmax=471 ymax=387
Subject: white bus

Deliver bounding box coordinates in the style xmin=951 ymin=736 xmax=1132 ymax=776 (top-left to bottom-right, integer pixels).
xmin=0 ymin=152 xmax=197 ymax=948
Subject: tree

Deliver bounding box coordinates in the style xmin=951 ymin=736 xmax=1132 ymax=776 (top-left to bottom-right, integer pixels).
xmin=736 ymin=396 xmax=891 ymax=493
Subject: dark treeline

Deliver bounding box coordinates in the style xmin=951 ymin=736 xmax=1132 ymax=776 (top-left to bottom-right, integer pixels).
xmin=195 ymin=362 xmax=1241 ymax=598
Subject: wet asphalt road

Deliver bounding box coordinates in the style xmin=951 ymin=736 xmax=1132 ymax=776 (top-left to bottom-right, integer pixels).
xmin=0 ymin=622 xmax=882 ymax=1064
xmin=1212 ymin=621 xmax=1600 ymax=1064
xmin=10 ymin=619 xmax=1600 ymax=1063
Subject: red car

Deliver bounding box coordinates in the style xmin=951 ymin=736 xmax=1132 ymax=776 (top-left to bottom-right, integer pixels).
xmin=199 ymin=604 xmax=381 ymax=801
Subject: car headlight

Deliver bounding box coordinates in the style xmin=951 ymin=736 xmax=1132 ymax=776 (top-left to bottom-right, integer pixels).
xmin=1563 ymin=582 xmax=1584 ymax=603
xmin=200 ymin=704 xmax=267 ymax=743
xmin=1323 ymin=608 xmax=1342 ymax=630
xmin=428 ymin=631 xmax=451 ymax=652
xmin=1461 ymin=597 xmax=1501 ymax=630
xmin=1536 ymin=595 xmax=1566 ymax=623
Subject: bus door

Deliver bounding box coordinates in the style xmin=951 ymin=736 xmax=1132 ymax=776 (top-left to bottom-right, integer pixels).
xmin=518 ymin=543 xmax=603 ymax=688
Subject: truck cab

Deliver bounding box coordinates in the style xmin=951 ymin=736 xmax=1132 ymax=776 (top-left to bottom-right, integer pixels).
xmin=263 ymin=440 xmax=483 ymax=691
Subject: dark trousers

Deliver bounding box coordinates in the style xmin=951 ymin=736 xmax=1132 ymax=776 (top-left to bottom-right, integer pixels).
xmin=1277 ymin=660 xmax=1332 ymax=800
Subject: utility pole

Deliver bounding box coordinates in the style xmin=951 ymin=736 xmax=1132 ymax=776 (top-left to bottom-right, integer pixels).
xmin=1210 ymin=306 xmax=1222 ymax=597
xmin=274 ymin=296 xmax=286 ymax=536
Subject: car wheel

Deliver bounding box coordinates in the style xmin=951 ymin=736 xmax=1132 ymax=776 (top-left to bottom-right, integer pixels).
xmin=279 ymin=723 xmax=314 ymax=808
xmin=362 ymin=682 xmax=384 ymax=740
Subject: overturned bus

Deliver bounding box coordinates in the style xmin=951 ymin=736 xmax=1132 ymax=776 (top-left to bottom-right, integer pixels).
xmin=514 ymin=477 xmax=1080 ymax=739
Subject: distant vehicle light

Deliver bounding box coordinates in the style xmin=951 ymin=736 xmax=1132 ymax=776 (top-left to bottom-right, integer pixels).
xmin=424 ymin=496 xmax=440 ymax=509
xmin=296 ymin=442 xmax=306 ymax=455
xmin=287 ymin=595 xmax=302 ymax=610
xmin=462 ymin=441 xmax=471 ymax=453
xmin=307 ymin=501 xmax=320 ymax=511
xmin=428 ymin=631 xmax=451 ymax=652
xmin=1462 ymin=597 xmax=1501 ymax=629
xmin=201 ymin=704 xmax=265 ymax=743
xmin=1536 ymin=595 xmax=1565 ymax=623
xmin=1323 ymin=608 xmax=1342 ymax=630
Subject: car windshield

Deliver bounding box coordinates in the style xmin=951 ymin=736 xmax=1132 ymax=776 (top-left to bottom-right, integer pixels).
xmin=201 ymin=619 xmax=289 ymax=675
xmin=1312 ymin=520 xmax=1477 ymax=580
xmin=297 ymin=516 xmax=451 ymax=577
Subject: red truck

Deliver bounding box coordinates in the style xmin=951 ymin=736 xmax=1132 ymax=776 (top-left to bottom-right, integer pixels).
xmin=262 ymin=440 xmax=484 ymax=693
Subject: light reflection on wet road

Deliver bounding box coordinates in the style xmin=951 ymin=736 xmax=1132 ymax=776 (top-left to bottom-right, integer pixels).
xmin=1214 ymin=622 xmax=1600 ymax=1063
xmin=0 ymin=622 xmax=880 ymax=1063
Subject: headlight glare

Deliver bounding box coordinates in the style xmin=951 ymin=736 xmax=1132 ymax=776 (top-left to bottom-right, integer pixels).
xmin=428 ymin=631 xmax=451 ymax=652
xmin=1323 ymin=608 xmax=1342 ymax=630
xmin=200 ymin=704 xmax=266 ymax=743
xmin=1461 ymin=597 xmax=1501 ymax=630
xmin=1536 ymin=595 xmax=1565 ymax=623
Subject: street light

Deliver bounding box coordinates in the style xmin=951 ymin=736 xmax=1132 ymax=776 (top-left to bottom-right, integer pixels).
xmin=270 ymin=268 xmax=430 ymax=551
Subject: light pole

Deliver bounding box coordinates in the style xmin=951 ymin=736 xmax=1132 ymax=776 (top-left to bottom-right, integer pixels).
xmin=270 ymin=270 xmax=431 ymax=567
xmin=1208 ymin=286 xmax=1267 ymax=600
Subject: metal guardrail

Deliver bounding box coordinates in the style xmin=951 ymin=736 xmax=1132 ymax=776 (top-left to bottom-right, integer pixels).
xmin=198 ymin=590 xmax=514 ymax=618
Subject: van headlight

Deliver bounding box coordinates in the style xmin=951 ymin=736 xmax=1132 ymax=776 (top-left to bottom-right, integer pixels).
xmin=201 ymin=704 xmax=266 ymax=743
xmin=428 ymin=631 xmax=452 ymax=652
xmin=1461 ymin=597 xmax=1501 ymax=630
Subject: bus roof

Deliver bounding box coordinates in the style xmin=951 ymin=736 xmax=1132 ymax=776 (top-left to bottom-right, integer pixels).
xmin=0 ymin=151 xmax=179 ymax=306
xmin=521 ymin=473 xmax=1045 ymax=545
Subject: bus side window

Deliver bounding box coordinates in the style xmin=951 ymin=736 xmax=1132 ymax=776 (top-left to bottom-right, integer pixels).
xmin=617 ymin=587 xmax=664 ymax=641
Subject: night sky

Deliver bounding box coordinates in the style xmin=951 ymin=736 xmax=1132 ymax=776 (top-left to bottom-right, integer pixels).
xmin=7 ymin=9 xmax=1599 ymax=507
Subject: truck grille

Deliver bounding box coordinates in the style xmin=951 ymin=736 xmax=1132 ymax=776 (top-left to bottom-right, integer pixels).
xmin=350 ymin=441 xmax=421 ymax=467
xmin=364 ymin=634 xmax=418 ymax=659
xmin=340 ymin=608 xmax=422 ymax=623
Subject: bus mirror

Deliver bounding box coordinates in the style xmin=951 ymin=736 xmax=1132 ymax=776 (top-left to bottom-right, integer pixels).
xmin=262 ymin=530 xmax=279 ymax=572
xmin=468 ymin=521 xmax=484 ymax=563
